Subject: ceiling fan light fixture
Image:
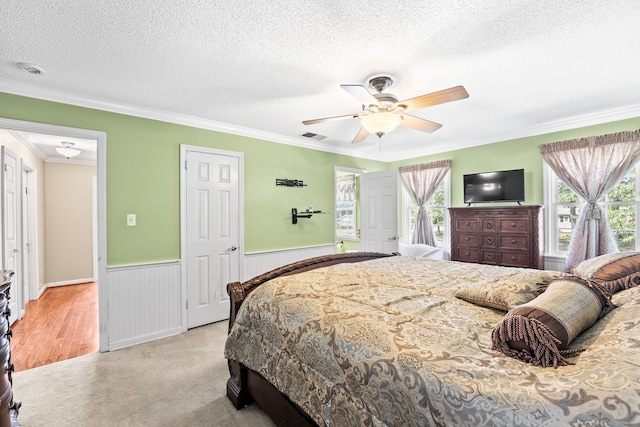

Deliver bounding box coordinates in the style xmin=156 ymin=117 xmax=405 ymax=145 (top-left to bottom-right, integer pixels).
xmin=361 ymin=112 xmax=402 ymax=135
xmin=55 ymin=142 xmax=81 ymax=159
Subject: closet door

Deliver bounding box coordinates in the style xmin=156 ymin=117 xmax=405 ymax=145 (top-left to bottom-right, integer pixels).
xmin=360 ymin=170 xmax=398 ymax=254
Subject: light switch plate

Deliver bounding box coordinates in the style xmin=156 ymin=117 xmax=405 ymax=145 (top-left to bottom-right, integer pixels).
xmin=127 ymin=214 xmax=136 ymax=226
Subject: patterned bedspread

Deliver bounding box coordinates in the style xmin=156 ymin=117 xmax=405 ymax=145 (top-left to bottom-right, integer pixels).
xmin=224 ymin=256 xmax=640 ymax=427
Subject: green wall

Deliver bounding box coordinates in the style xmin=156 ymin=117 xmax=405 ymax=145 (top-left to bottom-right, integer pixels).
xmin=391 ymin=118 xmax=640 ymax=208
xmin=2 ymin=91 xmax=640 ymax=265
xmin=0 ymin=92 xmax=383 ymax=265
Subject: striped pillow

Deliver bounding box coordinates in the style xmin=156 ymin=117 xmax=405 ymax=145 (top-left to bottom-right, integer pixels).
xmin=571 ymin=252 xmax=640 ymax=294
xmin=491 ymin=276 xmax=615 ymax=367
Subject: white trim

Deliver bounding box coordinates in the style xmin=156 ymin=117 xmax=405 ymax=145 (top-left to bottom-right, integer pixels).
xmin=3 ymin=78 xmax=640 ymax=162
xmin=0 ymin=78 xmax=377 ymax=160
xmin=45 ymin=278 xmax=95 ymax=287
xmin=180 ymin=144 xmax=245 ymax=332
xmin=243 ymin=243 xmax=336 ymax=256
xmin=22 ymin=159 xmax=39 ymax=303
xmin=0 ymin=117 xmax=108 ymax=352
xmin=106 ymin=259 xmax=181 ymax=271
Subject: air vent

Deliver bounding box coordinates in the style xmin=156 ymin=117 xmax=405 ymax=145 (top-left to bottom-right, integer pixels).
xmin=301 ymin=132 xmax=327 ymax=141
xmin=17 ymin=62 xmax=45 ymax=75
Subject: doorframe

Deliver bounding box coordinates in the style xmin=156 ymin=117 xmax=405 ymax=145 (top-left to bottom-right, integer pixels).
xmin=0 ymin=118 xmax=108 ymax=351
xmin=179 ymin=144 xmax=244 ymax=331
xmin=2 ymin=146 xmax=23 ymax=324
xmin=21 ymin=159 xmax=37 ymax=312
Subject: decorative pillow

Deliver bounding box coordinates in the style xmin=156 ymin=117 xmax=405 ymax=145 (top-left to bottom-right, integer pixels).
xmin=455 ymin=270 xmax=568 ymax=311
xmin=491 ymin=276 xmax=615 ymax=368
xmin=571 ymin=252 xmax=640 ymax=294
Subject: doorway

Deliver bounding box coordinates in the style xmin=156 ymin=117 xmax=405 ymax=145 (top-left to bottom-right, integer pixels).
xmin=0 ymin=117 xmax=107 ymax=354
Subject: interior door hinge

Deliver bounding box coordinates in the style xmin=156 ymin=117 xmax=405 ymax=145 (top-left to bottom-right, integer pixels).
xmin=184 ymin=161 xmax=187 ymax=170
xmin=186 ymin=300 xmax=188 ymax=310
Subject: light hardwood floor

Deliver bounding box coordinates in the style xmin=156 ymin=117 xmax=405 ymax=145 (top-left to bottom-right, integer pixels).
xmin=10 ymin=282 xmax=99 ymax=371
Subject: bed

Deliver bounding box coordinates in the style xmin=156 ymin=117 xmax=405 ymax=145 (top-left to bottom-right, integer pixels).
xmin=224 ymin=252 xmax=640 ymax=427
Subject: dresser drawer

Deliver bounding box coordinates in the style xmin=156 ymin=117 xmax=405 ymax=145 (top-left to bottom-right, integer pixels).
xmin=455 ymin=248 xmax=480 ymax=263
xmin=482 ymin=218 xmax=497 ymax=232
xmin=499 ymin=234 xmax=529 ymax=250
xmin=482 ymin=250 xmax=498 ymax=265
xmin=482 ymin=234 xmax=497 ymax=247
xmin=499 ymin=218 xmax=530 ymax=233
xmin=499 ymin=251 xmax=531 ymax=268
xmin=455 ymin=217 xmax=480 ymax=232
xmin=456 ymin=233 xmax=480 ymax=247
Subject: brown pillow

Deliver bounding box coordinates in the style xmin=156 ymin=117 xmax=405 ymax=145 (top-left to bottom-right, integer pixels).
xmin=455 ymin=270 xmax=568 ymax=311
xmin=571 ymin=252 xmax=640 ymax=294
xmin=491 ymin=276 xmax=615 ymax=368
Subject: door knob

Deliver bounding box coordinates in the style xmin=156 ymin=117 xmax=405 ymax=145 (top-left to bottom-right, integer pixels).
xmin=228 ymin=246 xmax=238 ymax=252
xmin=387 ymin=236 xmax=398 ymax=241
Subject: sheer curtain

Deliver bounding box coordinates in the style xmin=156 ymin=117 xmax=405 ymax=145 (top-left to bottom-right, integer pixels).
xmin=539 ymin=130 xmax=640 ymax=270
xmin=336 ymin=174 xmax=356 ymax=203
xmin=398 ymin=160 xmax=451 ymax=245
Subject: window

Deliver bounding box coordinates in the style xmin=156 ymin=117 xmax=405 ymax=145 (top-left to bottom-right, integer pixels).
xmin=544 ymin=163 xmax=640 ymax=255
xmin=402 ymin=172 xmax=450 ymax=248
xmin=335 ymin=167 xmax=365 ymax=240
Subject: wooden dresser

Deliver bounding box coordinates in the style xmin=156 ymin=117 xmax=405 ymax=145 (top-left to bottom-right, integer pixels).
xmin=449 ymin=205 xmax=544 ymax=269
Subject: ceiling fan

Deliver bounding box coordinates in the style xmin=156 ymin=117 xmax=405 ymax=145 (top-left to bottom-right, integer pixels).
xmin=302 ymin=75 xmax=469 ymax=144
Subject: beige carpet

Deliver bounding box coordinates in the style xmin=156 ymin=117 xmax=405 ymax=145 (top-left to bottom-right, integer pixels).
xmin=12 ymin=320 xmax=275 ymax=427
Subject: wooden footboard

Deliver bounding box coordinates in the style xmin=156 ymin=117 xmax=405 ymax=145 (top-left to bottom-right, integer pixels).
xmin=226 ymin=252 xmax=396 ymax=425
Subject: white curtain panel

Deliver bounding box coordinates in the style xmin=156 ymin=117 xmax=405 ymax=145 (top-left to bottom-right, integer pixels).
xmin=398 ymin=160 xmax=451 ymax=246
xmin=540 ymin=129 xmax=640 ymax=270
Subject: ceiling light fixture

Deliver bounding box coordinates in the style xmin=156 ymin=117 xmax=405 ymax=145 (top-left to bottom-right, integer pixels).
xmin=55 ymin=142 xmax=81 ymax=159
xmin=360 ymin=112 xmax=402 ymax=138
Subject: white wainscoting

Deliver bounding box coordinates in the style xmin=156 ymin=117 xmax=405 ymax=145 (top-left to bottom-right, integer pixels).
xmin=544 ymin=255 xmax=566 ymax=272
xmin=103 ymin=246 xmax=336 ymax=351
xmin=242 ymin=244 xmax=336 ymax=281
xmin=105 ymin=260 xmax=183 ymax=351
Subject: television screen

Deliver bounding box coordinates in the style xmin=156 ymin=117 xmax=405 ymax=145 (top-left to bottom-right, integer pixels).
xmin=463 ymin=169 xmax=525 ymax=204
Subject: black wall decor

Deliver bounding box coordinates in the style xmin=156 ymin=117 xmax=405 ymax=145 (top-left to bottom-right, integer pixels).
xmin=276 ymin=178 xmax=306 ymax=187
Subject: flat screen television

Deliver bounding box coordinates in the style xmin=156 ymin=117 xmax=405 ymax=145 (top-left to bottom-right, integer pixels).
xmin=463 ymin=169 xmax=525 ymax=205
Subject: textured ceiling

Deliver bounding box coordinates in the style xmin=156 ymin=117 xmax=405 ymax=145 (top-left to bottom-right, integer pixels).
xmin=1 ymin=1 xmax=640 ymax=161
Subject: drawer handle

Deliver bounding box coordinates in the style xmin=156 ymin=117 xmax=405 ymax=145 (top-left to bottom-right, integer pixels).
xmin=511 ymin=256 xmax=517 ymax=260
xmin=465 ymin=251 xmax=470 ymax=256
xmin=511 ymin=239 xmax=516 ymax=244
xmin=465 ymin=221 xmax=470 ymax=226
xmin=511 ymin=222 xmax=516 ymax=227
xmin=465 ymin=236 xmax=470 ymax=241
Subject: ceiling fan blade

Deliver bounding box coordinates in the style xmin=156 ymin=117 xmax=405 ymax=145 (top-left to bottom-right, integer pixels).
xmin=341 ymin=85 xmax=379 ymax=106
xmin=400 ymin=85 xmax=469 ymax=111
xmin=351 ymin=127 xmax=370 ymax=144
xmin=401 ymin=114 xmax=443 ymax=133
xmin=302 ymin=113 xmax=359 ymax=126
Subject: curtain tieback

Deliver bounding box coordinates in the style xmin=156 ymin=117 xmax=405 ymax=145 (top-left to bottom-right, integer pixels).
xmin=586 ymin=201 xmax=601 ymax=220
xmin=417 ymin=206 xmax=426 ymax=220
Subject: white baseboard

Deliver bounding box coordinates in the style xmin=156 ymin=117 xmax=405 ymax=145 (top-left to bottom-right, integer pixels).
xmin=45 ymin=277 xmax=95 ymax=288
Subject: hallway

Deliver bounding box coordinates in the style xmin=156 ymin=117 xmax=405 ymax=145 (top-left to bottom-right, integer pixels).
xmin=10 ymin=282 xmax=99 ymax=371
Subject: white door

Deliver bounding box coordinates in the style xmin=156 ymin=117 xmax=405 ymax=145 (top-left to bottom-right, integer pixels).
xmin=185 ymin=149 xmax=240 ymax=328
xmin=2 ymin=147 xmax=22 ymax=325
xmin=360 ymin=169 xmax=399 ymax=253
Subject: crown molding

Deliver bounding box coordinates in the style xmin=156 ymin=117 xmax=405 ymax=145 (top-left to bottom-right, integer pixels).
xmin=0 ymin=78 xmax=387 ymax=161
xmin=2 ymin=78 xmax=640 ymax=164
